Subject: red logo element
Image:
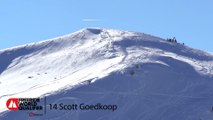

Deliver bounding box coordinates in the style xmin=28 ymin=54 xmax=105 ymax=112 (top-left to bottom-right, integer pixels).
xmin=6 ymin=98 xmax=19 ymax=110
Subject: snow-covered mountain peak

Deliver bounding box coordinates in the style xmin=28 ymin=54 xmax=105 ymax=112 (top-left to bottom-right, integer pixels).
xmin=0 ymin=28 xmax=213 ymax=120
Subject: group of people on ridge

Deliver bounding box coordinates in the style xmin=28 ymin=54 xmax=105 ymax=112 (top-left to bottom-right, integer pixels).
xmin=166 ymin=37 xmax=184 ymax=45
xmin=166 ymin=37 xmax=177 ymax=43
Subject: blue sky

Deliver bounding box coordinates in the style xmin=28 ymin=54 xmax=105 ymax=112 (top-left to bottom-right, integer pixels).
xmin=0 ymin=0 xmax=212 ymax=52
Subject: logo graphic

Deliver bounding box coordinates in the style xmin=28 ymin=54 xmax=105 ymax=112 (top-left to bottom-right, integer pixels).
xmin=6 ymin=98 xmax=43 ymax=112
xmin=6 ymin=98 xmax=19 ymax=110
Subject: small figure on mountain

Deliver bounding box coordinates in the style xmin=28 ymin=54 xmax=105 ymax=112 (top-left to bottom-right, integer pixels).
xmin=166 ymin=38 xmax=172 ymax=42
xmin=173 ymin=37 xmax=177 ymax=43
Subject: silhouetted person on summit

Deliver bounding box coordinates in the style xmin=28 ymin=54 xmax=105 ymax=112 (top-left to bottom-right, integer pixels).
xmin=173 ymin=37 xmax=177 ymax=43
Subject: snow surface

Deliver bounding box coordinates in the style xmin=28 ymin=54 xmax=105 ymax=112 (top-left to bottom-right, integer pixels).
xmin=0 ymin=28 xmax=213 ymax=120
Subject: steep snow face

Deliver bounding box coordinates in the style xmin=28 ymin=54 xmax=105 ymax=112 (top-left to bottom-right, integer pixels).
xmin=0 ymin=28 xmax=213 ymax=120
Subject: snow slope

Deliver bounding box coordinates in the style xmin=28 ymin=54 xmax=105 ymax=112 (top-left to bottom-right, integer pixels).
xmin=0 ymin=28 xmax=213 ymax=120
